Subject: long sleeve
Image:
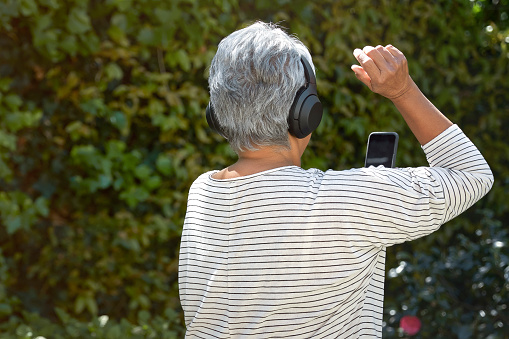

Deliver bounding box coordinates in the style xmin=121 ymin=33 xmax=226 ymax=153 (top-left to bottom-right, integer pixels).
xmin=421 ymin=124 xmax=494 ymax=223
xmin=334 ymin=124 xmax=494 ymax=247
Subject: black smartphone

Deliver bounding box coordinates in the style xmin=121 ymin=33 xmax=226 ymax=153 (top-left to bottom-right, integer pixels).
xmin=364 ymin=132 xmax=399 ymax=168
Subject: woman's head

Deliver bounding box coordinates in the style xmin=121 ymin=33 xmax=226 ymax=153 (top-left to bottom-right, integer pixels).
xmin=208 ymin=21 xmax=314 ymax=153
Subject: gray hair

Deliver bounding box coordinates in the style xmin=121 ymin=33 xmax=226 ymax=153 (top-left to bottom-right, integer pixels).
xmin=208 ymin=21 xmax=314 ymax=153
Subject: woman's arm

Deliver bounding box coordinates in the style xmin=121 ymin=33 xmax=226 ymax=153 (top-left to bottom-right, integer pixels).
xmin=347 ymin=45 xmax=493 ymax=246
xmin=351 ymin=45 xmax=453 ymax=145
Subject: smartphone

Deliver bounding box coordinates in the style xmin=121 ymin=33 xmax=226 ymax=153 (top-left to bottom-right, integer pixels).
xmin=364 ymin=132 xmax=399 ymax=168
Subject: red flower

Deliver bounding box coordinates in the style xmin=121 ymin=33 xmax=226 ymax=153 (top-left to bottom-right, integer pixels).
xmin=400 ymin=315 xmax=422 ymax=336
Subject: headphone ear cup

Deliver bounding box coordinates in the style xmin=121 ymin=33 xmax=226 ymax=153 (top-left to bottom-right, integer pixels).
xmin=298 ymin=94 xmax=323 ymax=137
xmin=206 ymin=102 xmax=226 ymax=138
xmin=288 ymin=88 xmax=323 ymax=139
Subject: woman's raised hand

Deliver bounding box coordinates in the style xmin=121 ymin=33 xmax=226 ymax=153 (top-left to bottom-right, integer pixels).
xmin=351 ymin=45 xmax=414 ymax=100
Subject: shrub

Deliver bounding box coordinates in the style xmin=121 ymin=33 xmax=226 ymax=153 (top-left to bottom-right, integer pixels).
xmin=0 ymin=0 xmax=507 ymax=337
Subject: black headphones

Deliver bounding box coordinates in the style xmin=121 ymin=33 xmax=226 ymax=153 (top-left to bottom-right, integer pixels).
xmin=206 ymin=57 xmax=323 ymax=139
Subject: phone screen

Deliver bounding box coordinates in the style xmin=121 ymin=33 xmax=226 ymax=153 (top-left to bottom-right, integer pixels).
xmin=365 ymin=132 xmax=399 ymax=168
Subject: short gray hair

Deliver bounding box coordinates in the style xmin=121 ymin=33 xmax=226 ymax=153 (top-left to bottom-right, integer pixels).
xmin=208 ymin=21 xmax=314 ymax=153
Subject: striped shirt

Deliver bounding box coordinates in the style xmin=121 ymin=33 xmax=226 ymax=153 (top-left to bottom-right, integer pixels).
xmin=178 ymin=125 xmax=493 ymax=338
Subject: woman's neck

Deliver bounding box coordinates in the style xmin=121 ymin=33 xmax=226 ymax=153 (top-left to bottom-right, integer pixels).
xmin=211 ymin=133 xmax=310 ymax=180
xmin=211 ymin=147 xmax=298 ymax=179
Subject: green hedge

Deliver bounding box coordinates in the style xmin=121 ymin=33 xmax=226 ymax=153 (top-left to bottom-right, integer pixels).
xmin=0 ymin=0 xmax=507 ymax=338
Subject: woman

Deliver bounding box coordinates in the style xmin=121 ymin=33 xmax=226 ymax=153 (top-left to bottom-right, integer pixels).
xmin=178 ymin=21 xmax=493 ymax=338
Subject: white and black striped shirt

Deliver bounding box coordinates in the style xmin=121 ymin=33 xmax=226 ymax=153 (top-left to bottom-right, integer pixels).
xmin=178 ymin=125 xmax=493 ymax=338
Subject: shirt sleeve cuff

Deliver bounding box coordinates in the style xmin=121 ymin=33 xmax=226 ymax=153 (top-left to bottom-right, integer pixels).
xmin=421 ymin=124 xmax=460 ymax=152
xmin=421 ymin=124 xmax=466 ymax=167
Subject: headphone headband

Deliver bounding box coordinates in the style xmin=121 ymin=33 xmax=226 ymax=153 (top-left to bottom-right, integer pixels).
xmin=300 ymin=57 xmax=316 ymax=86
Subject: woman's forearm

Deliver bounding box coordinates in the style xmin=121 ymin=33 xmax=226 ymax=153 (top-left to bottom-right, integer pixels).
xmin=390 ymin=79 xmax=453 ymax=145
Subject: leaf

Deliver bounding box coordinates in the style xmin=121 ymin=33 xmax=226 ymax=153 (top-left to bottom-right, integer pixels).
xmin=65 ymin=121 xmax=90 ymax=141
xmin=65 ymin=324 xmax=81 ymax=338
xmin=34 ymin=196 xmax=49 ymax=217
xmin=110 ymin=13 xmax=127 ymax=31
xmin=134 ymin=164 xmax=152 ymax=180
xmin=67 ymin=7 xmax=91 ymax=34
xmin=453 ymin=324 xmax=473 ymax=339
xmin=80 ymin=98 xmax=107 ymax=116
xmin=0 ymin=78 xmax=12 ymax=91
xmin=156 ymin=155 xmax=172 ymax=175
xmin=108 ymin=25 xmax=128 ymax=46
xmin=4 ymin=110 xmax=42 ymax=132
xmin=6 ymin=216 xmax=22 ymax=235
xmin=147 ymin=99 xmax=165 ymax=116
xmin=0 ymin=303 xmax=12 ymax=316
xmin=80 ymin=32 xmax=100 ymax=53
xmin=38 ymin=0 xmax=60 ymax=9
xmin=54 ymin=307 xmax=71 ymax=323
xmin=109 ymin=111 xmax=128 ymax=133
xmin=0 ymin=156 xmax=13 ymax=181
xmin=137 ymin=26 xmax=156 ymax=45
xmin=122 ymin=151 xmax=142 ymax=171
xmin=85 ymin=295 xmax=98 ymax=316
xmin=75 ymin=295 xmax=86 ymax=314
xmin=4 ymin=94 xmax=22 ymax=109
xmin=70 ymin=145 xmax=100 ymax=165
xmin=138 ymin=309 xmax=150 ymax=323
xmin=106 ymin=140 xmax=127 ymax=158
xmin=97 ymin=174 xmax=112 ymax=189
xmin=34 ymin=13 xmax=52 ymax=32
xmin=113 ymin=176 xmax=124 ymax=190
xmin=112 ymin=0 xmax=132 ymax=12
xmin=105 ymin=63 xmax=124 ymax=81
xmin=61 ymin=34 xmax=78 ymax=55
xmin=0 ymin=131 xmax=16 ymax=150
xmin=106 ymin=324 xmax=122 ymax=339
xmin=144 ymin=175 xmax=162 ymax=191
xmin=19 ymin=0 xmax=38 ymax=16
xmin=175 ymin=49 xmax=191 ymax=72
xmin=119 ymin=186 xmax=149 ymax=208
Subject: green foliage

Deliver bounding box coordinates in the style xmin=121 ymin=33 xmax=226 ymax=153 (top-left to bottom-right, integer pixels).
xmin=0 ymin=0 xmax=507 ymax=337
xmin=0 ymin=308 xmax=181 ymax=339
xmin=384 ymin=209 xmax=509 ymax=338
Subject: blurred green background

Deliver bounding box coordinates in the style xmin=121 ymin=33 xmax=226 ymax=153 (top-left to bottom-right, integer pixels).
xmin=0 ymin=0 xmax=508 ymax=338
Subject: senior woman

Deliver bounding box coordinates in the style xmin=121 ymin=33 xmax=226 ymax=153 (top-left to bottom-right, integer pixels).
xmin=178 ymin=22 xmax=493 ymax=338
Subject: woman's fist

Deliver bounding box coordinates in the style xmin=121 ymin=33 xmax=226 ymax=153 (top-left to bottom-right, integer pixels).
xmin=351 ymin=45 xmax=414 ymax=100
